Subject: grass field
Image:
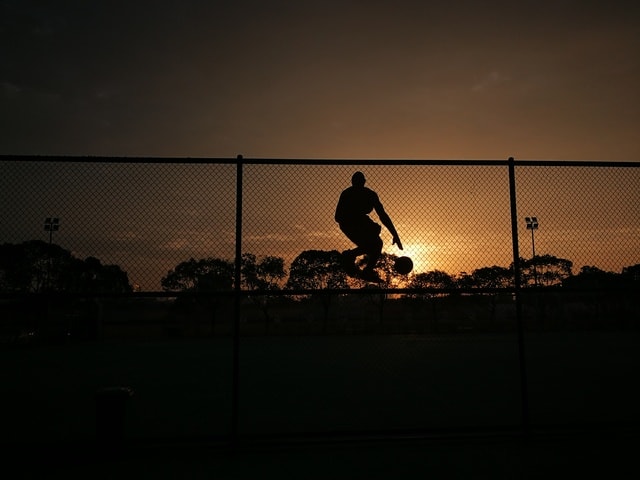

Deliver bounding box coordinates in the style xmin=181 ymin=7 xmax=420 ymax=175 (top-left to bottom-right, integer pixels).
xmin=3 ymin=329 xmax=640 ymax=446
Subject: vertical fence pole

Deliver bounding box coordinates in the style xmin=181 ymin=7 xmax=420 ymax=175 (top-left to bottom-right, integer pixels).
xmin=508 ymin=157 xmax=530 ymax=435
xmin=232 ymin=154 xmax=243 ymax=444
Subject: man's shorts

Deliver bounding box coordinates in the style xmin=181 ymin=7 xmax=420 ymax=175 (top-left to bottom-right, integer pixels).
xmin=339 ymin=217 xmax=382 ymax=249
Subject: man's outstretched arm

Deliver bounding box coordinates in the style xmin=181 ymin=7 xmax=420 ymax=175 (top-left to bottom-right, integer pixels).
xmin=375 ymin=203 xmax=403 ymax=250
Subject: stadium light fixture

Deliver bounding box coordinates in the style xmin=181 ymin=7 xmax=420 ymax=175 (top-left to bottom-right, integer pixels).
xmin=44 ymin=217 xmax=60 ymax=291
xmin=525 ymin=216 xmax=539 ymax=286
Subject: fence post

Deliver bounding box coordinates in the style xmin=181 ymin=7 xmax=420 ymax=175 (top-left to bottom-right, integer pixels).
xmin=508 ymin=157 xmax=530 ymax=435
xmin=232 ymin=154 xmax=243 ymax=445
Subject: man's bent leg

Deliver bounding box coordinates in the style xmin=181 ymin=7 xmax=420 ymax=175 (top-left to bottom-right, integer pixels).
xmin=362 ymin=236 xmax=383 ymax=273
xmin=339 ymin=224 xmax=365 ymax=273
xmin=340 ymin=249 xmax=360 ymax=275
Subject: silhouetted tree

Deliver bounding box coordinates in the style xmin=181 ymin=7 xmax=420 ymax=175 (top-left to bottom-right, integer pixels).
xmin=0 ymin=241 xmax=131 ymax=293
xmin=466 ymin=265 xmax=514 ymax=321
xmin=409 ymin=270 xmax=455 ymax=297
xmin=622 ymin=264 xmax=640 ymax=285
xmin=469 ymin=265 xmax=514 ymax=289
xmin=406 ymin=270 xmax=455 ymax=332
xmin=521 ymin=254 xmax=573 ymax=287
xmin=162 ymin=257 xmax=234 ymax=333
xmin=285 ymin=249 xmax=349 ymax=330
xmin=0 ymin=240 xmax=64 ymax=292
xmin=72 ymin=256 xmax=132 ymax=294
xmin=241 ymin=253 xmax=287 ymax=330
xmin=454 ymin=272 xmax=474 ymax=290
xmin=563 ymin=265 xmax=619 ymax=289
xmin=371 ymin=252 xmax=410 ymax=288
xmin=161 ymin=257 xmax=234 ymax=292
xmin=285 ymin=250 xmax=349 ymax=291
xmin=358 ymin=252 xmax=402 ymax=322
xmin=241 ymin=253 xmax=286 ymax=290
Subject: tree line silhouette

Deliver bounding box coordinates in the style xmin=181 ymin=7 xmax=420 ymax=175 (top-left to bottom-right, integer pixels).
xmin=2 ymin=240 xmax=638 ymax=339
xmin=161 ymin=250 xmax=639 ymax=293
xmin=0 ymin=240 xmax=131 ymax=294
xmin=1 ymin=240 xmax=638 ymax=295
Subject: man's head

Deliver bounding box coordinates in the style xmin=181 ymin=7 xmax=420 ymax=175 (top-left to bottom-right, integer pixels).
xmin=351 ymin=171 xmax=366 ymax=187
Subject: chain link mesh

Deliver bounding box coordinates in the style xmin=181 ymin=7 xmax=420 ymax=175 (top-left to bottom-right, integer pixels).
xmin=1 ymin=158 xmax=638 ymax=293
xmin=515 ymin=165 xmax=640 ymax=276
xmin=1 ymin=160 xmax=236 ymax=291
xmin=243 ymin=163 xmax=513 ymax=282
xmin=2 ymin=157 xmax=640 ymax=442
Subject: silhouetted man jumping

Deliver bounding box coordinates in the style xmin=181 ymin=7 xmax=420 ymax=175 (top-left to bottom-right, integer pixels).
xmin=335 ymin=171 xmax=403 ymax=282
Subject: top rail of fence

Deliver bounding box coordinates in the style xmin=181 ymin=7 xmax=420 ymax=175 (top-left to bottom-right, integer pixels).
xmin=1 ymin=154 xmax=638 ymax=168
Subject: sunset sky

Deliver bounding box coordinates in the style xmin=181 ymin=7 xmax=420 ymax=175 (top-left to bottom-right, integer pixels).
xmin=1 ymin=1 xmax=639 ymax=290
xmin=1 ymin=0 xmax=639 ymax=160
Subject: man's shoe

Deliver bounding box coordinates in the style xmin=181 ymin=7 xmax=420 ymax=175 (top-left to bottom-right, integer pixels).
xmin=359 ymin=269 xmax=382 ymax=283
xmin=340 ymin=250 xmax=358 ymax=276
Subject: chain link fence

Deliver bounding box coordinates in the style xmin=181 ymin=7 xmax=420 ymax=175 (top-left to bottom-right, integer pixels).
xmin=1 ymin=156 xmax=639 ymax=444
xmin=2 ymin=157 xmax=638 ymax=331
xmin=2 ymin=158 xmax=638 ymax=294
xmin=1 ymin=159 xmax=237 ymax=292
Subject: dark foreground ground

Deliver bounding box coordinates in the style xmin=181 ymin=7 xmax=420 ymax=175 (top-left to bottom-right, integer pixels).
xmin=9 ymin=428 xmax=640 ymax=479
xmin=4 ymin=331 xmax=640 ymax=478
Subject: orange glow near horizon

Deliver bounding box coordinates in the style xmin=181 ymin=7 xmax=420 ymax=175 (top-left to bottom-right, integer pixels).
xmin=1 ymin=3 xmax=639 ymax=290
xmin=395 ymin=240 xmax=437 ymax=274
xmin=1 ymin=160 xmax=638 ymax=291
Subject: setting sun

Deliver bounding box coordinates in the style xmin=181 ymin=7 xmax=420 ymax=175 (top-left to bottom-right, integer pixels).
xmin=394 ymin=240 xmax=436 ymax=274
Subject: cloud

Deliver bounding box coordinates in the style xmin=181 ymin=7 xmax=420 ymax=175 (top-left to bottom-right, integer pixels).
xmin=472 ymin=71 xmax=511 ymax=92
xmin=162 ymin=238 xmax=190 ymax=251
xmin=1 ymin=81 xmax=22 ymax=97
xmin=305 ymin=229 xmax=342 ymax=240
xmin=244 ymin=233 xmax=293 ymax=243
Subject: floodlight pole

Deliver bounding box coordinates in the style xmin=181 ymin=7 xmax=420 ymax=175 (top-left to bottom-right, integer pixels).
xmin=44 ymin=217 xmax=60 ymax=291
xmin=525 ymin=217 xmax=538 ymax=286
